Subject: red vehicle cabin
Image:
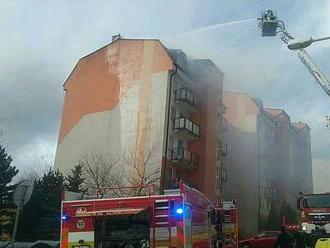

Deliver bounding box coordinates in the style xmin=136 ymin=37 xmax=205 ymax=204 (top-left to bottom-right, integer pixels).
xmin=60 ymin=183 xmax=215 ymax=248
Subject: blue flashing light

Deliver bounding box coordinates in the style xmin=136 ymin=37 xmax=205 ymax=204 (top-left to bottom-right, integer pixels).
xmin=61 ymin=214 xmax=69 ymax=221
xmin=176 ymin=208 xmax=184 ymax=215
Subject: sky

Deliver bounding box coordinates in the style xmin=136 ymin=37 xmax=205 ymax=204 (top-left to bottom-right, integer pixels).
xmin=0 ymin=0 xmax=329 ymax=192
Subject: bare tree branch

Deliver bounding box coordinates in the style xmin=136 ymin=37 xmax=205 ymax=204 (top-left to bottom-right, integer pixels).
xmin=123 ymin=148 xmax=160 ymax=196
xmin=79 ymin=147 xmax=160 ymax=197
xmin=80 ymin=153 xmax=119 ymax=195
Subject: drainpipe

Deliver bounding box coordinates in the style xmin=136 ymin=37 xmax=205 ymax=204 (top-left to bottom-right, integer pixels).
xmin=160 ymin=65 xmax=178 ymax=193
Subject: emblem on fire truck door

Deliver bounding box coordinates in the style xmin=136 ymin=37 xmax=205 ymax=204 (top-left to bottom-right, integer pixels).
xmin=76 ymin=219 xmax=85 ymax=230
xmin=76 ymin=207 xmax=87 ymax=216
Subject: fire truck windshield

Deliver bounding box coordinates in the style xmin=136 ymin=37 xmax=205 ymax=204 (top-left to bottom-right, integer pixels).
xmin=305 ymin=194 xmax=330 ymax=208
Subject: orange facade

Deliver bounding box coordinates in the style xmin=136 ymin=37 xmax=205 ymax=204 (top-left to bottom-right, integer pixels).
xmin=55 ymin=38 xmax=224 ymax=204
xmin=58 ymin=39 xmax=173 ymax=143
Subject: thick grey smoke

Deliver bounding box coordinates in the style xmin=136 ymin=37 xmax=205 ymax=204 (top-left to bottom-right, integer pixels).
xmin=0 ymin=0 xmax=329 ymax=191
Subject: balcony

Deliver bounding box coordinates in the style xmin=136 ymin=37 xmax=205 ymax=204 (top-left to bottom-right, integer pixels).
xmin=171 ymin=148 xmax=199 ymax=170
xmin=175 ymin=88 xmax=200 ymax=112
xmin=173 ymin=117 xmax=200 ymax=140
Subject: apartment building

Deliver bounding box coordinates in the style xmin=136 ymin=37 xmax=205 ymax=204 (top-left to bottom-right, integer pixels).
xmin=54 ymin=36 xmax=225 ymax=202
xmin=222 ymin=92 xmax=313 ymax=237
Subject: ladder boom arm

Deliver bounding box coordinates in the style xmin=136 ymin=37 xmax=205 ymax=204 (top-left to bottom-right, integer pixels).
xmin=297 ymin=49 xmax=330 ymax=97
xmin=261 ymin=8 xmax=330 ymax=98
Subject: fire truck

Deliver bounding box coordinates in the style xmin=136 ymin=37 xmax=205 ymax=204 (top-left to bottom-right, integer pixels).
xmin=284 ymin=193 xmax=330 ymax=248
xmin=60 ymin=181 xmax=238 ymax=248
xmin=296 ymin=193 xmax=330 ymax=244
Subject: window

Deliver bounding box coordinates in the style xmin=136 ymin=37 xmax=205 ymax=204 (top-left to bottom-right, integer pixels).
xmin=222 ymin=168 xmax=228 ymax=182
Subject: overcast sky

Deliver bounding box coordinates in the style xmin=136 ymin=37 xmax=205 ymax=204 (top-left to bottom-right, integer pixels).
xmin=0 ymin=0 xmax=329 ymax=192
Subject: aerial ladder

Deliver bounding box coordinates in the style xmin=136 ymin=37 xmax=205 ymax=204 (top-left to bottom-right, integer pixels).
xmin=259 ymin=10 xmax=330 ymax=97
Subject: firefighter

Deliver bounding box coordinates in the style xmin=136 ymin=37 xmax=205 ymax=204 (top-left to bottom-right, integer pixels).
xmin=277 ymin=226 xmax=295 ymax=248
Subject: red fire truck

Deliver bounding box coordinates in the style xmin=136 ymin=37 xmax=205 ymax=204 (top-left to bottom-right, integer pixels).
xmin=60 ymin=182 xmax=238 ymax=248
xmin=297 ymin=192 xmax=330 ymax=236
xmin=293 ymin=192 xmax=330 ymax=247
xmin=281 ymin=193 xmax=330 ymax=248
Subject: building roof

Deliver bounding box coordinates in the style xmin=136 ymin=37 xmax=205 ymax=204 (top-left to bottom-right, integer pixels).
xmin=224 ymin=91 xmax=264 ymax=112
xmin=63 ymin=36 xmax=224 ymax=88
xmin=263 ymin=108 xmax=289 ymax=119
xmin=63 ymin=37 xmax=168 ymax=88
xmin=291 ymin=122 xmax=310 ymax=130
xmin=224 ymin=92 xmax=310 ymax=131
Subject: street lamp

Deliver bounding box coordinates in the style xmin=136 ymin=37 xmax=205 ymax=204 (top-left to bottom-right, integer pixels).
xmin=287 ymin=36 xmax=330 ymax=50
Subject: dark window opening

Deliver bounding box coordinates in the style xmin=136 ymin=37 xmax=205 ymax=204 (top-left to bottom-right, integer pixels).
xmin=94 ymin=210 xmax=150 ymax=248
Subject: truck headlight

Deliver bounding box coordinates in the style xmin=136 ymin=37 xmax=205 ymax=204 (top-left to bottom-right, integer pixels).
xmin=324 ymin=223 xmax=330 ymax=234
xmin=301 ymin=223 xmax=313 ymax=233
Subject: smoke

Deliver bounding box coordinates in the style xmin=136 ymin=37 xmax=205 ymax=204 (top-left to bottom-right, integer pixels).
xmin=0 ymin=0 xmax=329 ymax=191
xmin=313 ymin=159 xmax=330 ymax=193
xmin=162 ymin=1 xmax=330 ymax=192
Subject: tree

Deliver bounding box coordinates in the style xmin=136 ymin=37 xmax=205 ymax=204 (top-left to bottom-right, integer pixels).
xmin=0 ymin=144 xmax=18 ymax=240
xmin=65 ymin=164 xmax=85 ymax=193
xmin=17 ymin=168 xmax=65 ymax=241
xmin=123 ymin=149 xmax=160 ymax=196
xmin=0 ymin=145 xmax=18 ymax=207
xmin=80 ymin=153 xmax=119 ymax=195
xmin=80 ymin=149 xmax=160 ymax=197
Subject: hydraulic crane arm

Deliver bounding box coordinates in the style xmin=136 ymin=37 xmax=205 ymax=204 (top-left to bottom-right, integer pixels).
xmin=296 ymin=49 xmax=330 ymax=97
xmin=259 ymin=9 xmax=330 ymax=98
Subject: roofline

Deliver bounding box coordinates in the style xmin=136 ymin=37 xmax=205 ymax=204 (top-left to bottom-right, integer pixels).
xmin=224 ymin=91 xmax=264 ymax=112
xmin=62 ymin=38 xmax=175 ymax=89
xmin=260 ymin=109 xmax=277 ymax=123
xmin=291 ymin=122 xmax=310 ymax=130
xmin=193 ymin=58 xmax=225 ymax=77
xmin=264 ymin=107 xmax=290 ymax=119
xmin=264 ymin=107 xmax=286 ymax=113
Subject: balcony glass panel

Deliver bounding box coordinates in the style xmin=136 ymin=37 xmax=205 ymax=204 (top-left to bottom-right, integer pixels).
xmin=175 ymin=88 xmax=199 ymax=110
xmin=173 ymin=117 xmax=200 ymax=138
xmin=171 ymin=147 xmax=199 ymax=169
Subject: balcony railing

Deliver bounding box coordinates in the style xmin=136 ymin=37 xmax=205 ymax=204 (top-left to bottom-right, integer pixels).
xmin=173 ymin=117 xmax=200 ymax=139
xmin=175 ymin=88 xmax=200 ymax=112
xmin=171 ymin=148 xmax=199 ymax=170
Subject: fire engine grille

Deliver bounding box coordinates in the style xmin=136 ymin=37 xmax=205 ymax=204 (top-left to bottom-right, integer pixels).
xmin=308 ymin=214 xmax=330 ymax=222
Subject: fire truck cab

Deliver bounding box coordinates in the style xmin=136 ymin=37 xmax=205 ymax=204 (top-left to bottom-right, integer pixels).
xmin=297 ymin=192 xmax=330 ymax=236
xmin=60 ymin=182 xmax=237 ymax=248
